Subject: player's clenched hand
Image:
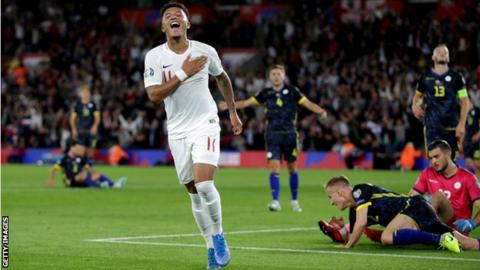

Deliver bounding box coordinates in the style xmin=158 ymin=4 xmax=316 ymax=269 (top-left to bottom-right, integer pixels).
xmin=230 ymin=112 xmax=243 ymax=135
xmin=318 ymin=108 xmax=327 ymax=119
xmin=72 ymin=129 xmax=78 ymax=140
xmin=412 ymin=100 xmax=425 ymax=119
xmin=218 ymin=101 xmax=228 ymax=111
xmin=181 ymin=54 xmax=207 ymax=77
xmin=90 ymin=126 xmax=98 ymax=136
xmin=472 ymin=132 xmax=480 ymax=142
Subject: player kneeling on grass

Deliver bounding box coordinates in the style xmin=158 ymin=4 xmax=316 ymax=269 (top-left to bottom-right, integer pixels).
xmin=322 ymin=175 xmax=480 ymax=252
xmin=47 ymin=142 xmax=127 ymax=188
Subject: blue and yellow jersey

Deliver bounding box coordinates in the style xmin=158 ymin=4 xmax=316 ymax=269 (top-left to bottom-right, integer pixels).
xmin=349 ymin=184 xmax=409 ymax=231
xmin=72 ymin=101 xmax=99 ymax=131
xmin=54 ymin=155 xmax=88 ymax=186
xmin=251 ymin=84 xmax=305 ymax=133
xmin=416 ymin=69 xmax=468 ymax=129
xmin=466 ymin=106 xmax=480 ymax=143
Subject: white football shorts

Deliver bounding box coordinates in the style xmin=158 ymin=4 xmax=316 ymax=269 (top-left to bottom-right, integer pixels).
xmin=168 ymin=125 xmax=220 ymax=184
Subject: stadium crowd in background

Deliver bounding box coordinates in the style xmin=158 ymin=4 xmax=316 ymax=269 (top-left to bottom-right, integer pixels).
xmin=2 ymin=1 xmax=480 ymax=169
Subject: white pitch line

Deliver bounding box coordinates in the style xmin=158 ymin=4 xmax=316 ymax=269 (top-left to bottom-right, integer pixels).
xmin=88 ymin=227 xmax=317 ymax=242
xmin=93 ymin=240 xmax=480 ymax=263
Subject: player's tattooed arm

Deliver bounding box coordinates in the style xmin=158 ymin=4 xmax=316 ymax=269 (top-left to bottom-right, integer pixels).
xmin=215 ymin=72 xmax=243 ymax=135
xmin=215 ymin=72 xmax=236 ymax=113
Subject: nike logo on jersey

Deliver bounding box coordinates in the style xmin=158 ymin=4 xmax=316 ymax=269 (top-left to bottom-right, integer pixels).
xmin=163 ymin=64 xmax=172 ymax=68
xmin=428 ymin=179 xmax=438 ymax=183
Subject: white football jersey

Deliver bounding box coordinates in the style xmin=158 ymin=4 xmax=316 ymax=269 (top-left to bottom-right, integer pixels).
xmin=144 ymin=40 xmax=223 ymax=139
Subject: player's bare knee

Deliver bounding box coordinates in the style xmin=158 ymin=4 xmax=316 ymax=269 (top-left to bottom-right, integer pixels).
xmin=380 ymin=231 xmax=393 ymax=245
xmin=269 ymin=162 xmax=281 ymax=173
xmin=287 ymin=164 xmax=296 ymax=174
xmin=185 ymin=181 xmax=197 ymax=194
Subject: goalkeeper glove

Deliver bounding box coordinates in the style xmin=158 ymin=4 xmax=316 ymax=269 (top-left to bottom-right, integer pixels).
xmin=454 ymin=219 xmax=477 ymax=234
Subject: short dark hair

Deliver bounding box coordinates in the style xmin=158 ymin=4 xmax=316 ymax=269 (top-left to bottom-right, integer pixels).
xmin=160 ymin=1 xmax=190 ymax=19
xmin=427 ymin=139 xmax=452 ymax=153
xmin=325 ymin=175 xmax=350 ymax=189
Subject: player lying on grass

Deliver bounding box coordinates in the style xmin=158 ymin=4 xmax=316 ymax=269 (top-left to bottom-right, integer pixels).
xmin=47 ymin=142 xmax=127 ymax=188
xmin=322 ymin=175 xmax=480 ymax=252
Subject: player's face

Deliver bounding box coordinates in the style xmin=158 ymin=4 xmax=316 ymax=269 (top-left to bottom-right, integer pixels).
xmin=72 ymin=145 xmax=86 ymax=157
xmin=162 ymin=7 xmax=189 ymax=39
xmin=432 ymin=46 xmax=449 ymax=65
xmin=326 ymin=186 xmax=349 ymax=211
xmin=269 ymin=69 xmax=285 ymax=88
xmin=428 ymin=148 xmax=450 ymax=172
xmin=79 ymin=89 xmax=91 ymax=101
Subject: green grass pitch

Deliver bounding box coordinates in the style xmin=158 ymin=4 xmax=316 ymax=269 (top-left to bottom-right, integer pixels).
xmin=2 ymin=164 xmax=479 ymax=269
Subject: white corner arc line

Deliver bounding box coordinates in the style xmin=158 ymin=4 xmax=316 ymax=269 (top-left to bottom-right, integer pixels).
xmin=88 ymin=227 xmax=317 ymax=242
xmin=93 ymin=240 xmax=480 ymax=263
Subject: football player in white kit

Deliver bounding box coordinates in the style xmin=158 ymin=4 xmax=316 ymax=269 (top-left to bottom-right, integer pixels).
xmin=143 ymin=2 xmax=242 ymax=269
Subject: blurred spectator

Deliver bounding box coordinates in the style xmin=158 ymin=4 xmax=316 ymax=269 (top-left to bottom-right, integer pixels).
xmin=399 ymin=142 xmax=422 ymax=171
xmin=108 ymin=143 xmax=129 ymax=165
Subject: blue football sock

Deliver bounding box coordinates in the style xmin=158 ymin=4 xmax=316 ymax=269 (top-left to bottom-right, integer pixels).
xmin=99 ymin=175 xmax=114 ymax=187
xmin=393 ymin=229 xmax=440 ymax=246
xmin=269 ymin=172 xmax=280 ymax=200
xmin=289 ymin=172 xmax=299 ymax=200
xmin=83 ymin=177 xmax=101 ymax=188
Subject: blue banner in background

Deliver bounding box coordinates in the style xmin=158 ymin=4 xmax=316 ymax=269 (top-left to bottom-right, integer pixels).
xmin=1 ymin=148 xmax=466 ymax=170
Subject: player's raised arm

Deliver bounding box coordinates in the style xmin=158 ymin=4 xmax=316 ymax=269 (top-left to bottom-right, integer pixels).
xmin=215 ymin=71 xmax=243 ymax=135
xmin=341 ymin=206 xmax=368 ymax=248
xmin=299 ymin=98 xmax=327 ymax=119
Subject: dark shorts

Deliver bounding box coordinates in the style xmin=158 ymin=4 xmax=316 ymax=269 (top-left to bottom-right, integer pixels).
xmin=68 ymin=173 xmax=91 ymax=188
xmin=424 ymin=127 xmax=457 ymax=158
xmin=401 ymin=196 xmax=452 ymax=234
xmin=78 ymin=132 xmax=97 ymax=148
xmin=464 ymin=141 xmax=480 ymax=160
xmin=265 ymin=131 xmax=298 ymax=162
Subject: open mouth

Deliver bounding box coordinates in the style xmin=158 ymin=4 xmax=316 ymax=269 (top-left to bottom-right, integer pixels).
xmin=170 ymin=21 xmax=180 ymax=29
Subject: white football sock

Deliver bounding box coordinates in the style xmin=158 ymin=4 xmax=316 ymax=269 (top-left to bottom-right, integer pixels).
xmin=189 ymin=193 xmax=213 ymax=248
xmin=195 ymin=180 xmax=223 ymax=235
